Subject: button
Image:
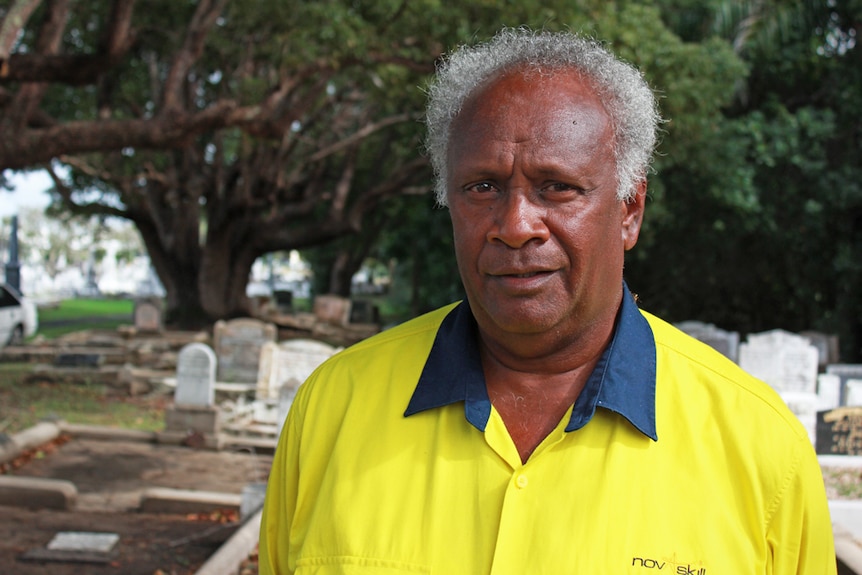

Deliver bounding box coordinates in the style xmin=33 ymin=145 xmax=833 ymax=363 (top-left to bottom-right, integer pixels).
xmin=515 ymin=474 xmax=528 ymax=489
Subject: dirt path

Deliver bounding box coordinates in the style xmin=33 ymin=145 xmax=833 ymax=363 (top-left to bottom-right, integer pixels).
xmin=0 ymin=435 xmax=272 ymax=575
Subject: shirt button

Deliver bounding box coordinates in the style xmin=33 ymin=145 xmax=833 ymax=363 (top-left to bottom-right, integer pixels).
xmin=515 ymin=474 xmax=529 ymax=489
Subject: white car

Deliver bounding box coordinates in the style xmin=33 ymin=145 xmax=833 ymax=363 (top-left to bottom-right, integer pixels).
xmin=0 ymin=283 xmax=38 ymax=347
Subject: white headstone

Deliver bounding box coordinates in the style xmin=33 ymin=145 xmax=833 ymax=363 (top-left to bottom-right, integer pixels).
xmin=213 ymin=318 xmax=278 ymax=383
xmin=739 ymin=329 xmax=819 ymax=394
xmin=276 ymin=381 xmax=299 ymax=436
xmin=846 ymin=379 xmax=862 ymax=407
xmin=817 ymin=373 xmax=842 ymax=410
xmin=47 ymin=532 xmax=120 ymax=553
xmin=255 ymin=339 xmax=338 ymax=401
xmin=826 ymin=364 xmax=862 ymax=406
xmin=780 ymin=391 xmax=818 ymax=444
xmin=175 ymin=343 xmax=216 ymax=407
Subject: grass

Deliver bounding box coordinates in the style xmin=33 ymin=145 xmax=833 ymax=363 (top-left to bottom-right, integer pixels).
xmin=1 ymin=298 xmax=165 ymax=436
xmin=35 ymin=298 xmax=135 ymax=339
xmin=0 ymin=363 xmax=168 ymax=436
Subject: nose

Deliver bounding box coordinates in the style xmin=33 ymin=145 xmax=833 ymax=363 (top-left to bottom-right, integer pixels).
xmin=486 ymin=190 xmax=550 ymax=248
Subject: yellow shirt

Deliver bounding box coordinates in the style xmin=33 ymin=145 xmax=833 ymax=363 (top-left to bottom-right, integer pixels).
xmin=259 ymin=292 xmax=836 ymax=574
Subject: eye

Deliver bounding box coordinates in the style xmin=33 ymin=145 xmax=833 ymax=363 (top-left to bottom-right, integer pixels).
xmin=542 ymin=182 xmax=585 ymax=196
xmin=464 ymin=182 xmax=498 ymax=195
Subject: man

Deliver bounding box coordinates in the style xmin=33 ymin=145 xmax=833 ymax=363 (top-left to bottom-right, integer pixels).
xmin=259 ymin=28 xmax=835 ymax=574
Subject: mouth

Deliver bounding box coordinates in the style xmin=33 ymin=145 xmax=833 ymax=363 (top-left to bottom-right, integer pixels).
xmin=508 ymin=271 xmax=545 ymax=278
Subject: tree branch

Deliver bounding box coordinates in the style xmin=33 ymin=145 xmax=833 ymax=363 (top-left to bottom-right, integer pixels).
xmin=161 ymin=0 xmax=227 ymax=113
xmin=0 ymin=0 xmax=43 ymax=77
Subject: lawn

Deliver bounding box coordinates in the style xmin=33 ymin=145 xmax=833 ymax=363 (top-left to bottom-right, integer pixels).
xmin=0 ymin=363 xmax=168 ymax=436
xmin=35 ymin=297 xmax=135 ymax=339
xmin=1 ymin=297 xmax=166 ymax=436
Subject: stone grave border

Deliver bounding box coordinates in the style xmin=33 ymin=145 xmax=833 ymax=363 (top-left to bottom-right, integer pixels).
xmin=0 ymin=420 xmax=268 ymax=575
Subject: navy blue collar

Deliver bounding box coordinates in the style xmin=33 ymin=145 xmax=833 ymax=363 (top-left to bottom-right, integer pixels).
xmin=404 ymin=284 xmax=657 ymax=441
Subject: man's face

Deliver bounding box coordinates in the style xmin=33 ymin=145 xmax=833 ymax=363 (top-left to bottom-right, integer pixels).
xmin=446 ymin=69 xmax=645 ymax=350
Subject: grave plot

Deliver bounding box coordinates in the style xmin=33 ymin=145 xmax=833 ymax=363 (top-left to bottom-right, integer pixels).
xmin=0 ymin=425 xmax=272 ymax=575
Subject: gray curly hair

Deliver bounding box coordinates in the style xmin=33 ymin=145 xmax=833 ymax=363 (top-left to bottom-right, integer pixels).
xmin=425 ymin=27 xmax=661 ymax=205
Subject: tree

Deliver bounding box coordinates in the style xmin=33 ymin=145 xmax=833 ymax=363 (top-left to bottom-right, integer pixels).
xmin=627 ymin=0 xmax=862 ymax=360
xmin=2 ymin=0 xmax=777 ymax=335
xmin=2 ymin=0 xmax=443 ymax=324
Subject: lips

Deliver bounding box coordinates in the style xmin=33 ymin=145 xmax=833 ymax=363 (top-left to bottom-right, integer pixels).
xmin=490 ymin=269 xmax=554 ymax=278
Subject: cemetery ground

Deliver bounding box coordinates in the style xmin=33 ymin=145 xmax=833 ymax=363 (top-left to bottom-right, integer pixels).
xmin=3 ymin=303 xmax=862 ymax=574
xmin=0 ymin=363 xmax=271 ymax=575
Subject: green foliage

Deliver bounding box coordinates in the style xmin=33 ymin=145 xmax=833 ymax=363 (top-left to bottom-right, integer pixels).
xmin=626 ymin=0 xmax=862 ymax=360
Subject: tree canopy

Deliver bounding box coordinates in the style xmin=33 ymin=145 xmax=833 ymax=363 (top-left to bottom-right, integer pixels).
xmin=2 ymin=0 xmax=861 ymax=360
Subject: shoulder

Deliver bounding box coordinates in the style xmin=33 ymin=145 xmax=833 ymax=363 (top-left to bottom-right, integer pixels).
xmin=291 ymin=303 xmax=459 ymax=411
xmin=642 ymin=309 xmax=809 ymax=442
xmin=332 ymin=302 xmax=460 ymax=364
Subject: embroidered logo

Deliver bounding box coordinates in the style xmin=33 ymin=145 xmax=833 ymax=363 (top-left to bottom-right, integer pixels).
xmin=631 ymin=556 xmax=707 ymax=575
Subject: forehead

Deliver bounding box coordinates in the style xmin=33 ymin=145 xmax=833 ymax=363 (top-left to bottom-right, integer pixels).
xmin=448 ymin=68 xmax=614 ymax=163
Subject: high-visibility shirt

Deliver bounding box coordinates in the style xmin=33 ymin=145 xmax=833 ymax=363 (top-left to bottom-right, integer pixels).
xmin=259 ymin=289 xmax=836 ymax=575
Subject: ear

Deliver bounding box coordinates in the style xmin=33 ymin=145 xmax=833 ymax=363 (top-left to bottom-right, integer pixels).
xmin=621 ymin=180 xmax=647 ymax=251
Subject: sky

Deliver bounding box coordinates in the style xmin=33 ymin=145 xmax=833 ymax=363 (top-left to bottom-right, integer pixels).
xmin=1 ymin=170 xmax=53 ymax=217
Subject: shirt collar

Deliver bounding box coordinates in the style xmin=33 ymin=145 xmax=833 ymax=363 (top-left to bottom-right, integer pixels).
xmin=404 ymin=283 xmax=657 ymax=441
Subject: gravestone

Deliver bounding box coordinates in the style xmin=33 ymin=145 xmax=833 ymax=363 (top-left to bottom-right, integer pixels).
xmin=313 ymin=294 xmax=352 ymax=326
xmin=816 ymin=406 xmax=862 ymax=455
xmin=738 ymin=330 xmax=819 ymax=394
xmin=739 ymin=330 xmax=820 ymax=442
xmin=213 ymin=318 xmax=277 ymax=383
xmin=276 ymin=383 xmax=295 ymax=436
xmin=174 ymin=343 xmax=216 ymax=407
xmin=800 ymin=331 xmax=840 ymax=369
xmin=163 ymin=343 xmax=220 ymax=447
xmin=817 ymin=373 xmax=843 ymax=410
xmin=350 ymin=299 xmax=380 ymax=325
xmin=675 ymin=321 xmax=740 ymax=363
xmin=826 ymin=364 xmax=862 ymax=406
xmin=256 ymin=339 xmax=338 ymax=402
xmin=273 ymin=290 xmax=293 ymax=313
xmin=847 ymin=380 xmax=862 ymax=407
xmin=133 ymin=297 xmax=162 ymax=333
xmin=48 ymin=532 xmax=119 ymax=553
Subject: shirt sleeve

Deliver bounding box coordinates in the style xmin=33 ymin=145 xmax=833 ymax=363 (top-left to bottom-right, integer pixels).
xmin=258 ymin=394 xmax=304 ymax=575
xmin=766 ymin=436 xmax=837 ymax=575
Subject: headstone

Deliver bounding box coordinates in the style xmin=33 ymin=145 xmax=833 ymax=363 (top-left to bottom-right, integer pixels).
xmin=240 ymin=483 xmax=268 ymax=522
xmin=174 ymin=343 xmax=216 ymax=407
xmin=273 ymin=290 xmax=293 ymax=313
xmin=21 ymin=530 xmax=119 ymax=565
xmin=255 ymin=339 xmax=338 ymax=401
xmin=47 ymin=532 xmax=119 ymax=553
xmin=817 ymin=373 xmax=842 ymax=410
xmin=133 ymin=298 xmax=162 ymax=333
xmin=313 ymin=294 xmax=352 ymax=326
xmin=816 ymin=406 xmax=862 ymax=455
xmin=800 ymin=331 xmax=840 ymax=369
xmin=780 ymin=391 xmax=818 ymax=444
xmin=213 ymin=318 xmax=277 ymax=383
xmin=276 ymin=383 xmax=296 ymax=436
xmin=847 ymin=380 xmax=862 ymax=407
xmin=350 ymin=299 xmax=380 ymax=325
xmin=738 ymin=329 xmax=819 ymax=394
xmin=826 ymin=364 xmax=862 ymax=406
xmin=675 ymin=320 xmax=740 ymax=363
